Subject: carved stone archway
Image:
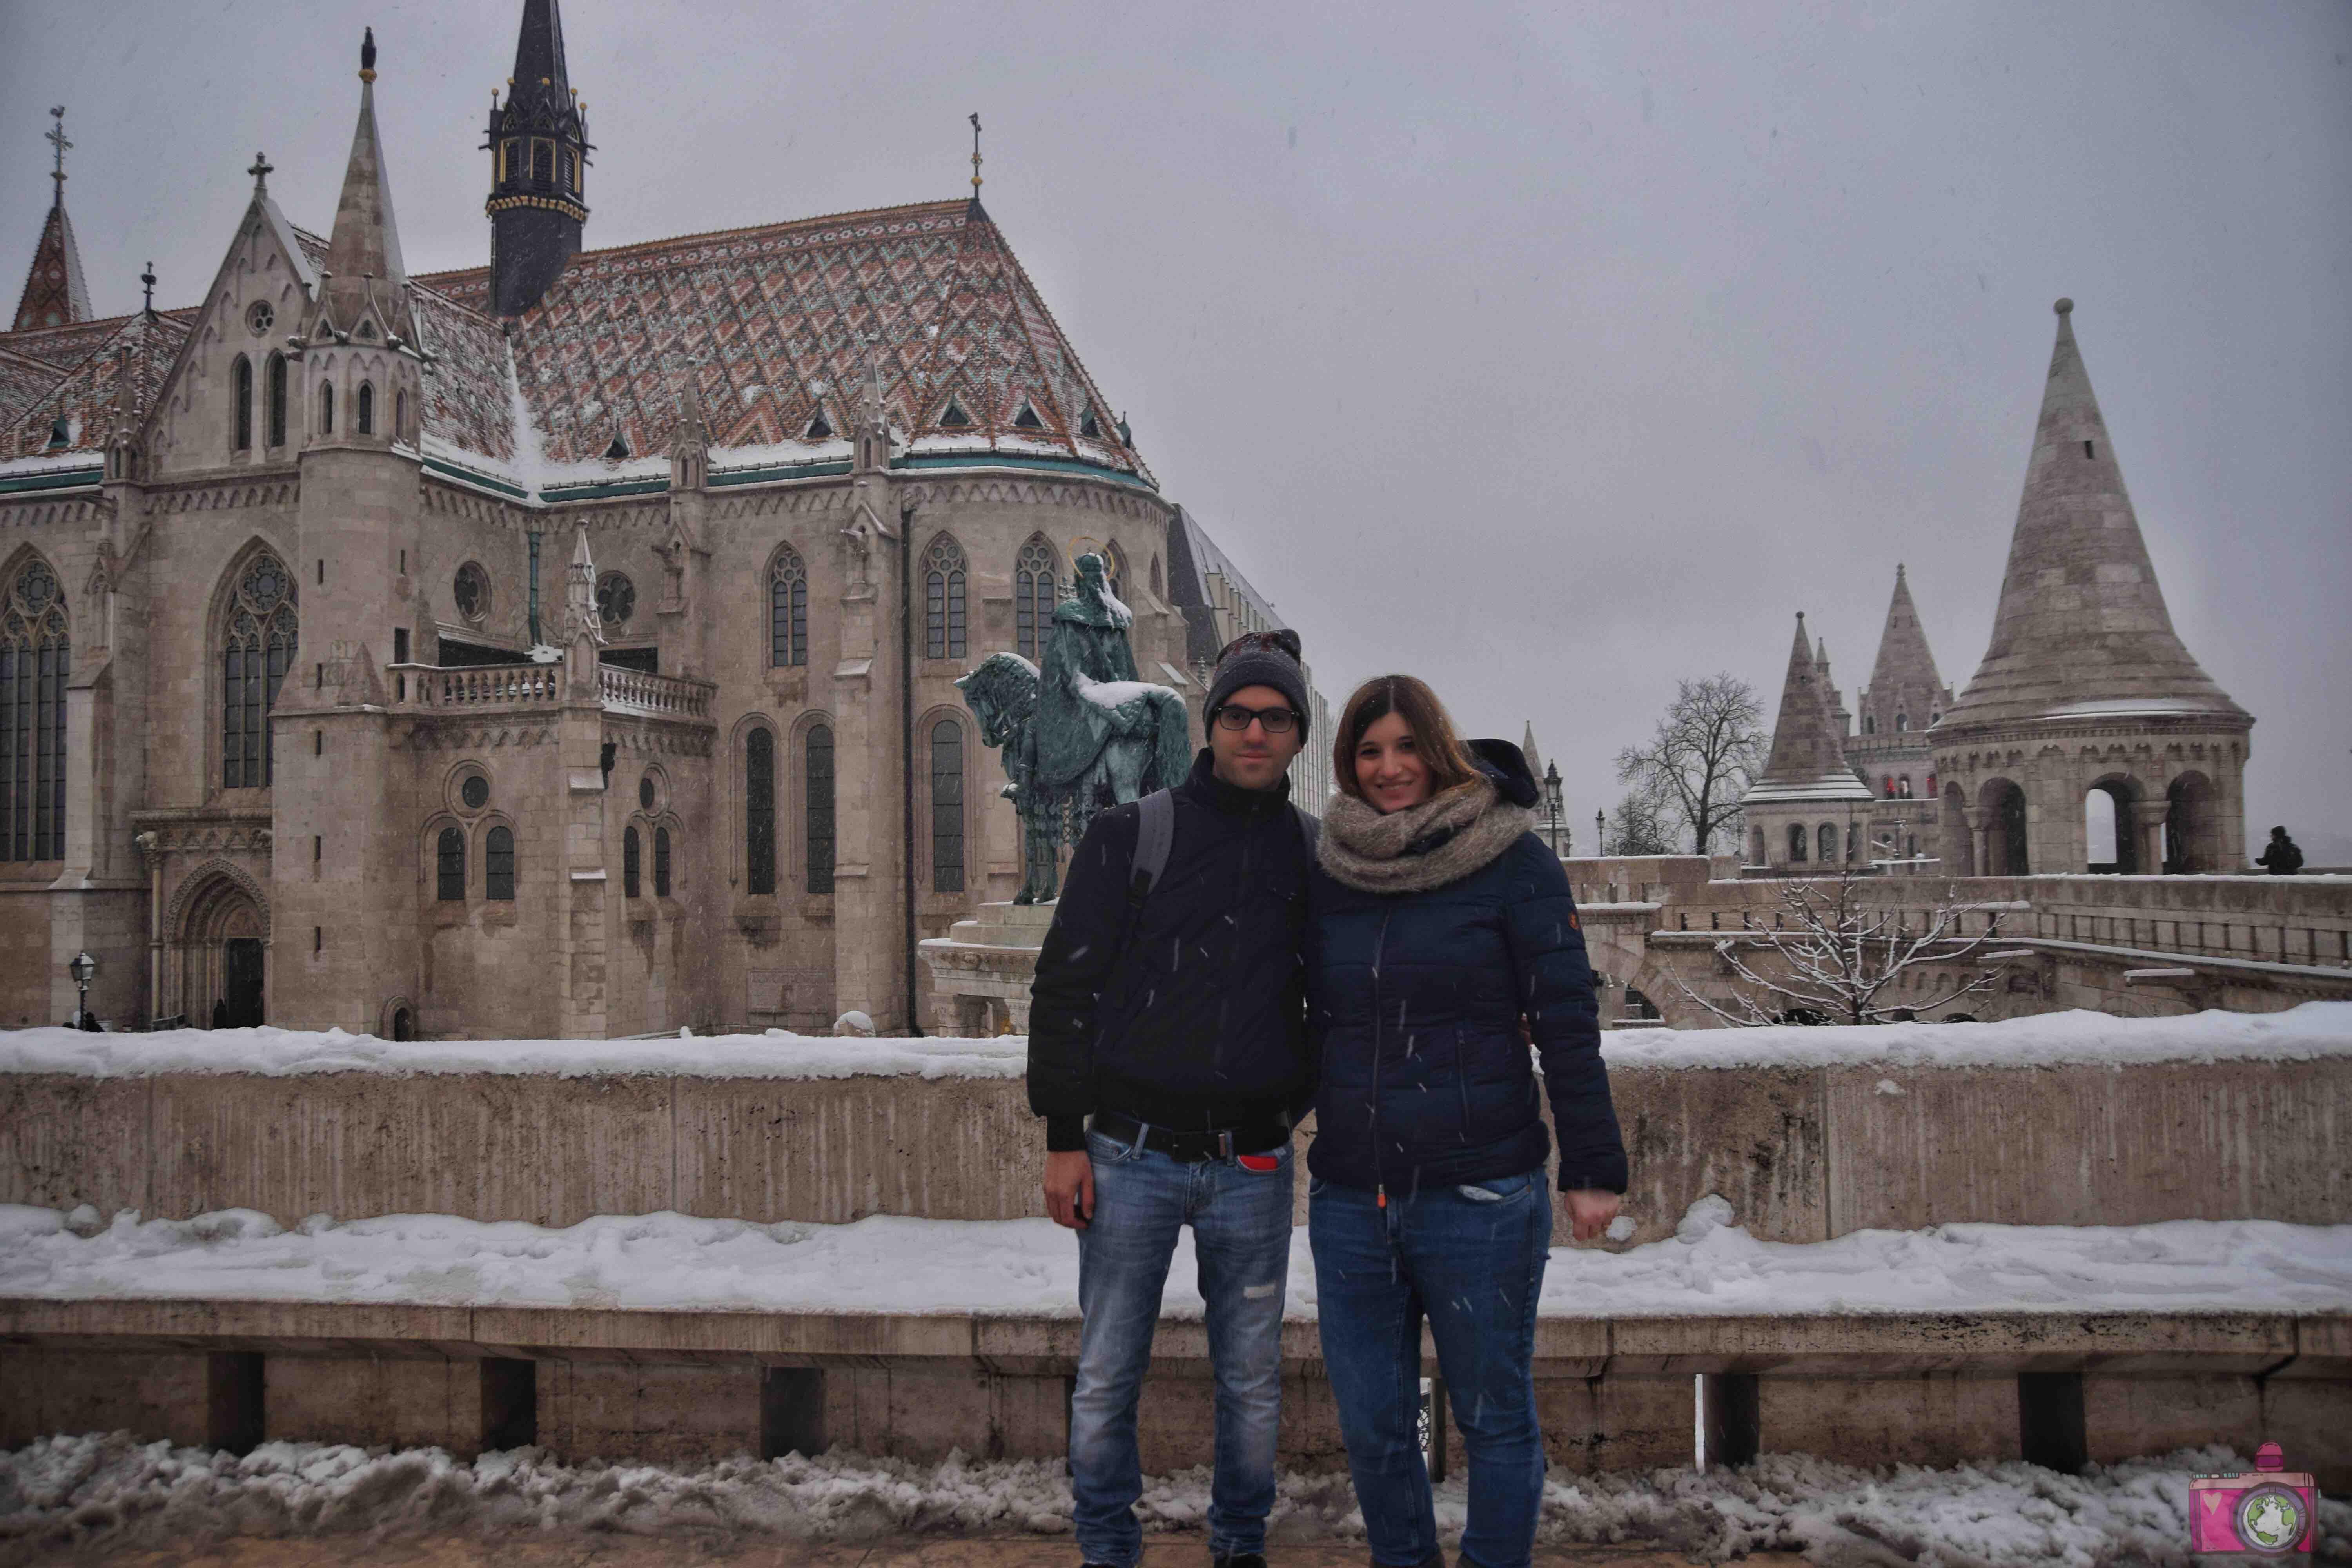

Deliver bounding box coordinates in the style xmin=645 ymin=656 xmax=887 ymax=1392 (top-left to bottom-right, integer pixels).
xmin=165 ymin=860 xmax=271 ymax=1027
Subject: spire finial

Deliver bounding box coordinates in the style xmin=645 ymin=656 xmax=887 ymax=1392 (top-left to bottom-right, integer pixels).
xmin=360 ymin=27 xmax=378 ymax=83
xmin=247 ymin=150 xmax=273 ymax=195
xmin=969 ymin=112 xmax=983 ymax=195
xmin=44 ymin=107 xmax=71 ymax=201
xmin=139 ymin=263 xmax=156 ymax=316
xmin=2053 ymin=296 xmax=2073 ymax=316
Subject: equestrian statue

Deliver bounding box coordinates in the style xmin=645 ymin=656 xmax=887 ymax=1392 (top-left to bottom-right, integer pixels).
xmin=956 ymin=552 xmax=1190 ymax=903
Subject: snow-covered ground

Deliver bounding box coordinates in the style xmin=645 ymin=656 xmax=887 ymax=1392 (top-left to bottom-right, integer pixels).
xmin=5 ymin=1001 xmax=2345 ymax=1082
xmin=2 ymin=1432 xmax=2345 ymax=1565
xmin=5 ymin=1199 xmax=2347 ymax=1319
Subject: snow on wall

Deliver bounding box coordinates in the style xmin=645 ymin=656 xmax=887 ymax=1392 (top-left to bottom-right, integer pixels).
xmin=4 ymin=1199 xmax=2346 ymax=1320
xmin=5 ymin=1002 xmax=2348 ymax=1082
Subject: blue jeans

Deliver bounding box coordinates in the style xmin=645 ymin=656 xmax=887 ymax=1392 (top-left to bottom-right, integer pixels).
xmin=1070 ymin=1124 xmax=1295 ymax=1567
xmin=1309 ymin=1170 xmax=1552 ymax=1568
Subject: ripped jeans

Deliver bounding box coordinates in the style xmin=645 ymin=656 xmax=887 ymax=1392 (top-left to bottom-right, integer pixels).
xmin=1070 ymin=1124 xmax=1295 ymax=1568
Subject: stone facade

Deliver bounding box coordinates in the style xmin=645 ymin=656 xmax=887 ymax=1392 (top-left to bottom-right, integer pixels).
xmin=0 ymin=8 xmax=1322 ymax=1035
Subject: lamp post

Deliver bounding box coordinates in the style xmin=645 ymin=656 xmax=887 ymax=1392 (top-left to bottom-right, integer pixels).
xmin=1542 ymin=760 xmax=1565 ymax=858
xmin=1595 ymin=809 xmax=1607 ymax=859
xmin=68 ymin=950 xmax=96 ymax=1030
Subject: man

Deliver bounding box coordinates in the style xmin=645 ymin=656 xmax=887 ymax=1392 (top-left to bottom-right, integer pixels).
xmin=2256 ymin=825 xmax=2304 ymax=876
xmin=1029 ymin=630 xmax=1318 ymax=1568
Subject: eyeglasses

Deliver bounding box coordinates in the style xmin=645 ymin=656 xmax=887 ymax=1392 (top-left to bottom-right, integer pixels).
xmin=1214 ymin=703 xmax=1299 ymax=734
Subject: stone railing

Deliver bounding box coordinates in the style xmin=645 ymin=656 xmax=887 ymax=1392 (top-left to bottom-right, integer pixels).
xmin=597 ymin=664 xmax=715 ymax=721
xmin=383 ymin=662 xmax=715 ymax=724
xmin=387 ymin=661 xmax=563 ymax=712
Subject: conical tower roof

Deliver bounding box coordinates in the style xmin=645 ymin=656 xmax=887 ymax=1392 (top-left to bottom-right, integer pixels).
xmin=1743 ymin=613 xmax=1873 ymax=804
xmin=1942 ymin=300 xmax=2246 ymax=731
xmin=1859 ymin=565 xmax=1949 ymax=735
xmin=320 ymin=30 xmax=410 ymax=334
xmin=13 ymin=110 xmax=93 ymax=332
xmin=1521 ymin=722 xmax=1543 ymax=785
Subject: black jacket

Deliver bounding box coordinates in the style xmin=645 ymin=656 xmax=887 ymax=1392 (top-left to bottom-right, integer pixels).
xmin=1027 ymin=748 xmax=1314 ymax=1151
xmin=1306 ymin=740 xmax=1627 ymax=1195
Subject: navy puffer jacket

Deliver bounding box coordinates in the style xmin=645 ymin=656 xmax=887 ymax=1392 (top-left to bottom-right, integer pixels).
xmin=1305 ymin=741 xmax=1628 ymax=1195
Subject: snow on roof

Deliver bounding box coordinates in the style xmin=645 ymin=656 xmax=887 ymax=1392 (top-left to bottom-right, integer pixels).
xmin=2 ymin=1197 xmax=2343 ymax=1321
xmin=0 ymin=307 xmax=190 ymax=466
xmin=411 ymin=201 xmax=1146 ymax=482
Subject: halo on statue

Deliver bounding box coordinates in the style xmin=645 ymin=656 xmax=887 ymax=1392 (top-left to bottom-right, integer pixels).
xmin=1065 ymin=535 xmax=1105 ymax=572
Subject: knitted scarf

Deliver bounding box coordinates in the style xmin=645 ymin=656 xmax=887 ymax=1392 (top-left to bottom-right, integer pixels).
xmin=1318 ymin=775 xmax=1533 ymax=894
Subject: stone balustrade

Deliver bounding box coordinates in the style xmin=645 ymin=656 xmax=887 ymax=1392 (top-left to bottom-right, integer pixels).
xmin=597 ymin=663 xmax=715 ymax=720
xmin=380 ymin=661 xmax=715 ymax=724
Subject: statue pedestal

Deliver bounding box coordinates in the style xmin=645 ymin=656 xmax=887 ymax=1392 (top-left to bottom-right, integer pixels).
xmin=919 ymin=901 xmax=1056 ymax=1038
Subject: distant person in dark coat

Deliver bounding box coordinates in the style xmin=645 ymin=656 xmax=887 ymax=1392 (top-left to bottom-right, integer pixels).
xmin=211 ymin=998 xmax=230 ymax=1029
xmin=1305 ymin=674 xmax=1626 ymax=1568
xmin=2256 ymin=826 xmax=2304 ymax=876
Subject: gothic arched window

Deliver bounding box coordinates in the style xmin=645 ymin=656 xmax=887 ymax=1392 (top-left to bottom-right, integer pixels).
xmin=318 ymin=383 xmax=334 ymax=436
xmin=357 ymin=383 xmax=374 ymax=436
xmin=265 ymin=354 xmax=288 ymax=447
xmin=532 ymin=140 xmax=553 ymax=184
xmin=232 ymin=357 xmax=253 ymax=451
xmin=1817 ymin=823 xmax=1837 ymax=862
xmin=623 ymin=824 xmax=641 ymax=899
xmin=805 ymin=723 xmax=835 ymax=895
xmin=1 ymin=559 xmax=69 ymax=862
xmin=769 ymin=546 xmax=808 ymax=668
xmin=221 ymin=552 xmax=298 ymax=789
xmin=931 ymin=719 xmax=965 ymax=892
xmin=436 ymin=826 xmax=466 ymax=901
xmin=654 ymin=825 xmax=673 ymax=898
xmin=1015 ymin=537 xmax=1058 ymax=660
xmin=1896 ymin=713 xmax=1909 ymax=732
xmin=745 ymin=728 xmax=776 ymax=896
xmin=485 ymin=825 xmax=516 ymax=900
xmin=924 ymin=535 xmax=967 ymax=660
xmin=1102 ymin=542 xmax=1127 ymax=606
xmin=1787 ymin=824 xmax=1809 ymax=863
xmin=395 ymin=389 xmax=408 ymax=443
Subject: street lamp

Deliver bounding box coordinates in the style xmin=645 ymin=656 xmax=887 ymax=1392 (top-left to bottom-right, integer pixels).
xmin=1542 ymin=760 xmax=1565 ymax=857
xmin=68 ymin=951 xmax=96 ymax=1030
xmin=1595 ymin=809 xmax=1607 ymax=858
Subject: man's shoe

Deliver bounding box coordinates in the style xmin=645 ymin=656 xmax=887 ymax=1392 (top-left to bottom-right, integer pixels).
xmin=1211 ymin=1556 xmax=1267 ymax=1568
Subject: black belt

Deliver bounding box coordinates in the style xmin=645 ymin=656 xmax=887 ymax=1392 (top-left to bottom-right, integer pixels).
xmin=1089 ymin=1110 xmax=1289 ymax=1163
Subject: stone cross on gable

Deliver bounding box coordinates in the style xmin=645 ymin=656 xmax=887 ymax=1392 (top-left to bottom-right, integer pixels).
xmin=247 ymin=151 xmax=274 ymax=195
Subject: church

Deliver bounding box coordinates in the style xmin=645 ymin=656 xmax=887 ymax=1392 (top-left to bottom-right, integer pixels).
xmin=0 ymin=2 xmax=1329 ymax=1036
xmin=1739 ymin=299 xmax=2254 ymax=878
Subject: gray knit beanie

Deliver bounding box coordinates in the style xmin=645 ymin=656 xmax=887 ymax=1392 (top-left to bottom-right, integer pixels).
xmin=1206 ymin=630 xmax=1310 ymax=731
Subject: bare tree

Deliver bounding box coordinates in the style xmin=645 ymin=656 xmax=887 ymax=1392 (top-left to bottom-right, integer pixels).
xmin=1670 ymin=866 xmax=2006 ymax=1026
xmin=1604 ymin=781 xmax=1679 ymax=856
xmin=1615 ymin=675 xmax=1769 ymax=856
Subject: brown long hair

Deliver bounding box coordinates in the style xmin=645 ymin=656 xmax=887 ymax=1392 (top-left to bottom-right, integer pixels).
xmin=1331 ymin=675 xmax=1482 ymax=803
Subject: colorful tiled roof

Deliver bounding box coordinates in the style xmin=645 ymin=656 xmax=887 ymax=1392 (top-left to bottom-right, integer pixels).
xmin=416 ymin=199 xmax=1145 ymax=482
xmin=2 ymin=307 xmax=190 ymax=464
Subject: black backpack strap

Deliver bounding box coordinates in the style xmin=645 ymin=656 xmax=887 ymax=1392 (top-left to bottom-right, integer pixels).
xmin=1131 ymin=789 xmax=1176 ymax=900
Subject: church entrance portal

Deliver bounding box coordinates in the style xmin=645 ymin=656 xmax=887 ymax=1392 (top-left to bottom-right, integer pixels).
xmin=222 ymin=939 xmax=265 ymax=1027
xmin=173 ymin=868 xmax=269 ymax=1029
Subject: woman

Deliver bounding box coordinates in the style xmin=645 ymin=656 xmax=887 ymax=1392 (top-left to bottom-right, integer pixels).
xmin=1306 ymin=675 xmax=1626 ymax=1568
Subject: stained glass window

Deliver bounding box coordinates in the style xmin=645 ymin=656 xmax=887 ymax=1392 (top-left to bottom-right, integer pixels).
xmin=358 ymin=383 xmax=374 ymax=436
xmin=654 ymin=825 xmax=673 ymax=898
xmin=436 ymin=826 xmax=465 ymax=901
xmin=931 ymin=719 xmax=964 ymax=893
xmin=266 ymin=354 xmax=287 ymax=446
xmin=233 ymin=357 xmax=252 ymax=450
xmin=769 ymin=548 xmax=807 ymax=667
xmin=486 ymin=825 xmax=515 ymax=900
xmin=596 ymin=571 xmax=634 ymax=627
xmin=805 ymin=724 xmax=835 ymax=895
xmin=1015 ymin=537 xmax=1058 ymax=660
xmin=1 ymin=560 xmax=69 ymax=861
xmin=924 ymin=535 xmax=967 ymax=660
xmin=746 ymin=728 xmax=776 ymax=895
xmin=221 ymin=553 xmax=297 ymax=789
xmin=623 ymin=824 xmax=641 ymax=899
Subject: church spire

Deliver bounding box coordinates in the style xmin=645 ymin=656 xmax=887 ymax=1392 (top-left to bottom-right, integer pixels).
xmin=1942 ymin=299 xmax=2245 ymax=730
xmin=1744 ymin=613 xmax=1872 ymax=804
xmin=13 ymin=106 xmax=94 ymax=332
xmin=1858 ymin=563 xmax=1950 ymax=736
xmin=320 ymin=29 xmax=410 ymax=335
xmin=486 ymin=0 xmax=591 ymax=316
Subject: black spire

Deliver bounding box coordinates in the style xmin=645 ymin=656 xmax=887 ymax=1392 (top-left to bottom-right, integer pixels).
xmin=485 ymin=0 xmax=590 ymax=316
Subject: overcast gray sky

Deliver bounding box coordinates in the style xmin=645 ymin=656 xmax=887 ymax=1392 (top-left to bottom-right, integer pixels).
xmin=7 ymin=0 xmax=2347 ymax=851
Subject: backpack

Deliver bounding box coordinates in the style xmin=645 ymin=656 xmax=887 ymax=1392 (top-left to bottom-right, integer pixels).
xmin=1127 ymin=786 xmax=1322 ymax=904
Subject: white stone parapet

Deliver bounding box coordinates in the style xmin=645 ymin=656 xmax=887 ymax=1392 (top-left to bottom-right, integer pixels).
xmin=383 ymin=660 xmax=714 ymax=721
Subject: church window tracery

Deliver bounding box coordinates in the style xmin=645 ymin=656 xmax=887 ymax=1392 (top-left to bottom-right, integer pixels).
xmin=485 ymin=825 xmax=516 ymax=900
xmin=1015 ymin=537 xmax=1058 ymax=660
xmin=924 ymin=535 xmax=967 ymax=660
xmin=769 ymin=548 xmax=808 ymax=668
xmin=436 ymin=826 xmax=465 ymax=901
xmin=745 ymin=728 xmax=776 ymax=896
xmin=221 ymin=552 xmax=297 ymax=790
xmin=931 ymin=719 xmax=965 ymax=893
xmin=1 ymin=559 xmax=69 ymax=862
xmin=623 ymin=824 xmax=641 ymax=898
xmin=654 ymin=825 xmax=673 ymax=898
xmin=454 ymin=562 xmax=489 ymax=622
xmin=596 ymin=571 xmax=634 ymax=627
xmin=805 ymin=724 xmax=835 ymax=895
xmin=358 ymin=383 xmax=375 ymax=435
xmin=232 ymin=357 xmax=253 ymax=451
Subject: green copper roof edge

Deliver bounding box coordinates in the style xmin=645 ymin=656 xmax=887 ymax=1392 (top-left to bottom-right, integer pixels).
xmin=422 ymin=456 xmax=530 ymax=499
xmin=541 ymin=476 xmax=671 ymax=501
xmin=894 ymin=452 xmax=1158 ymax=491
xmin=416 ymin=448 xmax=1155 ymax=508
xmin=0 ymin=465 xmax=104 ymax=495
